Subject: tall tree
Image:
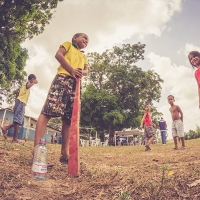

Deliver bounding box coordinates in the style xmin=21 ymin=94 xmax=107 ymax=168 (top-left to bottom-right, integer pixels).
xmin=0 ymin=0 xmax=63 ymax=42
xmin=0 ymin=0 xmax=63 ymax=103
xmin=0 ymin=36 xmax=28 ymax=103
xmin=81 ymin=43 xmax=163 ymax=143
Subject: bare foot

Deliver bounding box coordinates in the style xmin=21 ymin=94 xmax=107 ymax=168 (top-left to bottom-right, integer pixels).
xmin=180 ymin=146 xmax=186 ymax=150
xmin=1 ymin=127 xmax=8 ymax=139
xmin=59 ymin=155 xmax=69 ymax=164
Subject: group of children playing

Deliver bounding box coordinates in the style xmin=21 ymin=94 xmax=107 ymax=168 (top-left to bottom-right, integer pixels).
xmin=140 ymin=96 xmax=185 ymax=151
xmin=1 ymin=32 xmax=200 ymax=163
xmin=140 ymin=51 xmax=200 ymax=151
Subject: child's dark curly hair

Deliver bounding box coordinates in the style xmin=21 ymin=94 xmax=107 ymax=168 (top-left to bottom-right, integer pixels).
xmin=167 ymin=95 xmax=174 ymax=99
xmin=28 ymin=74 xmax=36 ymax=80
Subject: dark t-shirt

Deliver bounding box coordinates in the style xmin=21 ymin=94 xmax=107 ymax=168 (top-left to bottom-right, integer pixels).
xmin=158 ymin=120 xmax=166 ymax=131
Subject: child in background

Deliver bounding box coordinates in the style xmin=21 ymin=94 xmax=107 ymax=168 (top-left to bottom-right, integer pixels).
xmin=1 ymin=74 xmax=38 ymax=143
xmin=54 ymin=135 xmax=57 ymax=144
xmin=167 ymin=95 xmax=186 ymax=150
xmin=188 ymin=51 xmax=200 ymax=108
xmin=116 ymin=134 xmax=120 ymax=146
xmin=34 ymin=33 xmax=89 ymax=163
xmin=140 ymin=104 xmax=155 ymax=151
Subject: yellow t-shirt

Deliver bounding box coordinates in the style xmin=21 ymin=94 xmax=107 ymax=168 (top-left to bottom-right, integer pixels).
xmin=17 ymin=83 xmax=30 ymax=105
xmin=57 ymin=41 xmax=88 ymax=76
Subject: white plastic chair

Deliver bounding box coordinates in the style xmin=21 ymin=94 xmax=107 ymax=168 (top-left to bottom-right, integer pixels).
xmin=80 ymin=139 xmax=85 ymax=147
xmin=85 ymin=140 xmax=89 ymax=146
xmin=102 ymin=139 xmax=108 ymax=146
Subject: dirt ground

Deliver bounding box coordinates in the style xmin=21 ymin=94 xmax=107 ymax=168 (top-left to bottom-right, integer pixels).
xmin=1 ymin=137 xmax=200 ymax=200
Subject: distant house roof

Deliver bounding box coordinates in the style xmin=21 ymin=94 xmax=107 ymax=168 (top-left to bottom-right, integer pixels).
xmin=0 ymin=107 xmax=61 ymax=132
xmin=115 ymin=128 xmax=143 ymax=136
xmin=47 ymin=122 xmax=62 ymax=132
xmin=0 ymin=107 xmax=13 ymax=112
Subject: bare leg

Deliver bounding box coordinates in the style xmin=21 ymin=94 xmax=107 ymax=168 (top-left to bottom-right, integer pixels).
xmin=13 ymin=123 xmax=20 ymax=141
xmin=173 ymin=136 xmax=178 ymax=149
xmin=180 ymin=137 xmax=186 ymax=148
xmin=2 ymin=123 xmax=20 ymax=141
xmin=2 ymin=123 xmax=15 ymax=132
xmin=146 ymin=137 xmax=154 ymax=146
xmin=61 ymin=119 xmax=71 ymax=158
xmin=1 ymin=123 xmax=15 ymax=138
xmin=34 ymin=114 xmax=51 ymax=147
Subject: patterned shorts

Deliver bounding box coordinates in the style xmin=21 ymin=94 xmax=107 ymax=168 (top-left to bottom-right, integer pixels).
xmin=144 ymin=125 xmax=155 ymax=140
xmin=42 ymin=74 xmax=76 ymax=120
xmin=172 ymin=119 xmax=184 ymax=138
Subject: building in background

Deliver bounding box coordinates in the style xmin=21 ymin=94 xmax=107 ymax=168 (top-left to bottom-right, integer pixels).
xmin=0 ymin=96 xmax=3 ymax=108
xmin=0 ymin=108 xmax=61 ymax=143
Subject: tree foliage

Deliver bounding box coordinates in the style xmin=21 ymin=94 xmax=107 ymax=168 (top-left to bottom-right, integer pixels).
xmin=0 ymin=0 xmax=63 ymax=103
xmin=184 ymin=125 xmax=200 ymax=140
xmin=81 ymin=43 xmax=163 ymax=142
xmin=0 ymin=36 xmax=28 ymax=103
xmin=81 ymin=83 xmax=123 ymax=130
xmin=0 ymin=0 xmax=63 ymax=42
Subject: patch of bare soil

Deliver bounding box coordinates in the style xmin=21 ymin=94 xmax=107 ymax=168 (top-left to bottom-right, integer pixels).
xmin=1 ymin=138 xmax=200 ymax=200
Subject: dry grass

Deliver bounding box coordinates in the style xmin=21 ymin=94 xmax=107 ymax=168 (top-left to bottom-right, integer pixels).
xmin=0 ymin=137 xmax=200 ymax=200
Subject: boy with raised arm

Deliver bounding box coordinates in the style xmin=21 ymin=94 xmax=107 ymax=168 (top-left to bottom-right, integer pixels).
xmin=1 ymin=74 xmax=38 ymax=143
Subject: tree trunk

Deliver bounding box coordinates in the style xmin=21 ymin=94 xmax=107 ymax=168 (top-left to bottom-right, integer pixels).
xmin=99 ymin=132 xmax=105 ymax=142
xmin=108 ymin=125 xmax=115 ymax=145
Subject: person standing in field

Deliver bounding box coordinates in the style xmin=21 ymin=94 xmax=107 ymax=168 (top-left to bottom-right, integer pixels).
xmin=116 ymin=134 xmax=120 ymax=146
xmin=51 ymin=135 xmax=53 ymax=144
xmin=54 ymin=135 xmax=57 ymax=144
xmin=158 ymin=117 xmax=167 ymax=145
xmin=167 ymin=95 xmax=186 ymax=150
xmin=1 ymin=74 xmax=38 ymax=144
xmin=34 ymin=33 xmax=89 ymax=163
xmin=140 ymin=104 xmax=156 ymax=151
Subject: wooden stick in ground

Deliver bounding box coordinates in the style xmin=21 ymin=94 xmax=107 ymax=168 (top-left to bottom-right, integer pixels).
xmin=68 ymin=78 xmax=80 ymax=176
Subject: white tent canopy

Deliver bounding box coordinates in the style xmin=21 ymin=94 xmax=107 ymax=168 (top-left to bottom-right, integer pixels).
xmin=115 ymin=128 xmax=143 ymax=136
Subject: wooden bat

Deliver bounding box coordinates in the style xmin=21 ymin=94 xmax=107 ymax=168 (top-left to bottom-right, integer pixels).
xmin=68 ymin=78 xmax=80 ymax=176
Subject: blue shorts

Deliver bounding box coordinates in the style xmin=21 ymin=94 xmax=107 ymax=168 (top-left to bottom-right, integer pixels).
xmin=13 ymin=99 xmax=25 ymax=125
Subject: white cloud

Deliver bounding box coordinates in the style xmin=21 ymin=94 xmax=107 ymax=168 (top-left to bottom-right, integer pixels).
xmin=23 ymin=0 xmax=182 ymax=53
xmin=184 ymin=43 xmax=200 ymax=56
xmin=19 ymin=0 xmax=183 ymax=121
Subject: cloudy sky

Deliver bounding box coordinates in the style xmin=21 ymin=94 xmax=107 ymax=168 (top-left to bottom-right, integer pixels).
xmin=5 ymin=0 xmax=200 ymax=138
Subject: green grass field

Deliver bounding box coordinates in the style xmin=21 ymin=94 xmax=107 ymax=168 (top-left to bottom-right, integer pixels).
xmin=0 ymin=137 xmax=200 ymax=200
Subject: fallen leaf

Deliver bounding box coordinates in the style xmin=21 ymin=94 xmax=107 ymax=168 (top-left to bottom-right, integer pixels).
xmin=168 ymin=171 xmax=174 ymax=176
xmin=152 ymin=159 xmax=159 ymax=162
xmin=20 ymin=196 xmax=32 ymax=200
xmin=105 ymin=156 xmax=113 ymax=158
xmin=60 ymin=183 xmax=69 ymax=187
xmin=187 ymin=179 xmax=200 ymax=187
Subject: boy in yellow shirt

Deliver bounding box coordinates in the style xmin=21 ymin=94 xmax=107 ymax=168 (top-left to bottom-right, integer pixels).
xmin=34 ymin=33 xmax=89 ymax=163
xmin=1 ymin=74 xmax=38 ymax=143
